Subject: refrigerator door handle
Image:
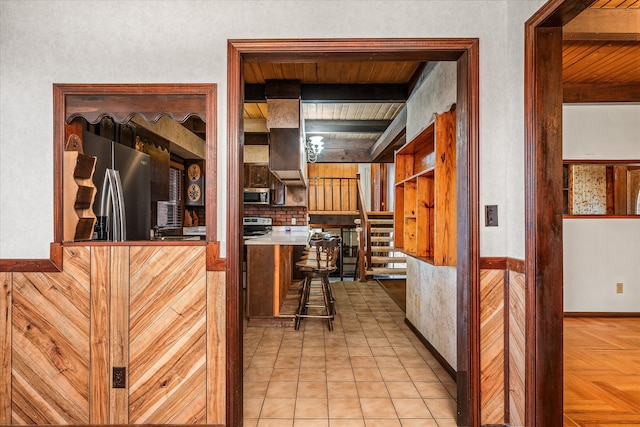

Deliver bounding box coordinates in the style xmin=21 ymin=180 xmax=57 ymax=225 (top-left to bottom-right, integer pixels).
xmin=112 ymin=169 xmax=127 ymax=241
xmin=100 ymin=169 xmax=127 ymax=241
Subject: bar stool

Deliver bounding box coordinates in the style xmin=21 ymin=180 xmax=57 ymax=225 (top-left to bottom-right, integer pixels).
xmin=294 ymin=235 xmax=340 ymax=331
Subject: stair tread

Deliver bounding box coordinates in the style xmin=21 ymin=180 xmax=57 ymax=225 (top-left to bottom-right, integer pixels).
xmin=369 ymin=267 xmax=406 ymax=275
xmin=368 ymin=219 xmax=394 ymax=225
xmin=371 ymin=236 xmax=393 ymax=242
xmin=372 ymin=256 xmax=406 ymax=263
xmin=371 ymin=227 xmax=393 ymax=232
xmin=367 ymin=211 xmax=394 ymax=216
xmin=367 ymin=246 xmax=397 ymax=252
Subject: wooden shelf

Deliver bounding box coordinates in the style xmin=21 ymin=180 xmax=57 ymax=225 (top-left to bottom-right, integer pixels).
xmin=393 ymin=104 xmax=456 ymax=266
xmin=64 ymin=134 xmax=97 ymax=242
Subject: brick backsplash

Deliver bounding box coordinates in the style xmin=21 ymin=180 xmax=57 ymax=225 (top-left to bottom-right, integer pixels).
xmin=243 ymin=205 xmax=308 ymax=226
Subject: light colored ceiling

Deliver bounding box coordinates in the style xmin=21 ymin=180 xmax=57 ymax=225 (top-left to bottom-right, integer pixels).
xmin=241 ymin=1 xmax=639 ymax=163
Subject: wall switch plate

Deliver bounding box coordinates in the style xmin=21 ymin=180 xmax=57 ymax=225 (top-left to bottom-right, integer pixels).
xmin=485 ymin=205 xmax=498 ymax=226
xmin=616 ymin=282 xmax=624 ymax=293
xmin=113 ymin=367 xmax=126 ymax=388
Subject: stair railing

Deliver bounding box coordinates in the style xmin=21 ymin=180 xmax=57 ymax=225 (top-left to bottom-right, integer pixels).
xmin=308 ymin=176 xmax=358 ymax=212
xmin=355 ymin=174 xmax=371 ymax=281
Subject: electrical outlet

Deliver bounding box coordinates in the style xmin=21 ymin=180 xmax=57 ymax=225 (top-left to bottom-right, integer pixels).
xmin=291 ymin=218 xmax=296 ymax=225
xmin=616 ymin=282 xmax=624 ymax=293
xmin=113 ymin=367 xmax=126 ymax=388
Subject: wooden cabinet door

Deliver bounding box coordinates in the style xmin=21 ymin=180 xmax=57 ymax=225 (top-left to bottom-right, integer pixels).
xmin=248 ymin=164 xmax=270 ymax=188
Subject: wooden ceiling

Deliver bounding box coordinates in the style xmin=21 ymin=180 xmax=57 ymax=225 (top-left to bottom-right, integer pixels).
xmin=242 ymin=1 xmax=639 ymax=163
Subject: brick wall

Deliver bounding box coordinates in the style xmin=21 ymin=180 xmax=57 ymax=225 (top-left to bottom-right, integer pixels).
xmin=243 ymin=205 xmax=308 ymax=226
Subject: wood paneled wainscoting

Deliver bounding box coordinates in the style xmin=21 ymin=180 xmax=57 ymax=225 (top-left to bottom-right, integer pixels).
xmin=479 ymin=257 xmax=526 ymax=426
xmin=0 ymin=246 xmax=225 ymax=425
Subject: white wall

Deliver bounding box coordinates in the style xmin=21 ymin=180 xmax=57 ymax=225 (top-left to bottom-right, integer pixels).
xmin=563 ymin=220 xmax=640 ymax=312
xmin=0 ymin=0 xmax=546 ymax=259
xmin=406 ymin=258 xmax=457 ymax=368
xmin=563 ymin=104 xmax=640 ymax=312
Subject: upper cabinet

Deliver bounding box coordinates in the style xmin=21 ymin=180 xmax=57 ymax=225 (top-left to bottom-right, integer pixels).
xmin=394 ymin=104 xmax=456 ymax=266
xmin=267 ymin=81 xmax=307 ymax=187
xmin=269 ymin=127 xmax=306 ymax=186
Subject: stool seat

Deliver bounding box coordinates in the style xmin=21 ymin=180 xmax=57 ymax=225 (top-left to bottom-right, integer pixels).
xmin=294 ymin=235 xmax=340 ymax=331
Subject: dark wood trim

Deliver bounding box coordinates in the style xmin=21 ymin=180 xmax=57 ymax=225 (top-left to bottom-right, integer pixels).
xmin=479 ymin=257 xmax=506 ymax=270
xmin=455 ymin=42 xmax=481 ymax=427
xmin=564 ymin=312 xmax=640 ymax=317
xmin=564 ymin=159 xmax=640 ymax=164
xmin=506 ymin=258 xmax=525 ymax=274
xmin=0 ymin=243 xmax=63 ymax=272
xmin=564 ymin=83 xmax=640 ymax=103
xmin=228 ymin=38 xmax=481 ymax=427
xmin=479 ymin=257 xmax=524 ymax=273
xmin=525 ymin=23 xmax=565 ymax=427
xmin=563 ymin=215 xmax=640 ymax=219
xmin=525 ymin=1 xmax=594 ymax=426
xmin=404 ymin=318 xmax=456 ymax=380
xmin=206 ymin=242 xmax=227 ymax=271
xmin=227 ymin=39 xmax=244 ymax=427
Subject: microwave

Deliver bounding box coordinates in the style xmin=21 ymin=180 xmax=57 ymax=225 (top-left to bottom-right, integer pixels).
xmin=244 ymin=188 xmax=270 ymax=204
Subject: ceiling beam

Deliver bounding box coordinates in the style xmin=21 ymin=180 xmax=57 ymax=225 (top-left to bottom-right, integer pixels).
xmin=563 ymin=9 xmax=640 ymax=41
xmin=563 ymin=83 xmax=640 ymax=103
xmin=245 ymin=83 xmax=409 ymax=103
xmin=369 ymin=107 xmax=407 ymax=162
xmin=314 ymin=148 xmax=372 ymax=163
xmin=305 ymin=119 xmax=390 ymax=133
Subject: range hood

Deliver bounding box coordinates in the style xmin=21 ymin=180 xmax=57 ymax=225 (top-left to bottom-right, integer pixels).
xmin=269 ymin=128 xmax=307 ymax=187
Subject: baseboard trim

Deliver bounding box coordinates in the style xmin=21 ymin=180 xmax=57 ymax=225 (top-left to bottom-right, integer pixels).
xmin=404 ymin=318 xmax=456 ymax=381
xmin=564 ymin=312 xmax=640 ymax=317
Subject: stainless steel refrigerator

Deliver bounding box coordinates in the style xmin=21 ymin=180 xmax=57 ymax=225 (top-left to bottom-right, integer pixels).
xmin=83 ymin=131 xmax=151 ymax=241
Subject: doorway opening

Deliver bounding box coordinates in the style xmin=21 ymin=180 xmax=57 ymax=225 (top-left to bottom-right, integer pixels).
xmin=226 ymin=39 xmax=480 ymax=427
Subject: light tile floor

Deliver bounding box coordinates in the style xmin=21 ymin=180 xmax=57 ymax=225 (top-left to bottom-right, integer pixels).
xmin=243 ymin=280 xmax=457 ymax=427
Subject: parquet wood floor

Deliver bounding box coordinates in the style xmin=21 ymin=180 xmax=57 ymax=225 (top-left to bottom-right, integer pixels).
xmin=564 ymin=317 xmax=640 ymax=426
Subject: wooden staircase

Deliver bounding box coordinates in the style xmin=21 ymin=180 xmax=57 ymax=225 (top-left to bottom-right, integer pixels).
xmin=356 ymin=211 xmax=407 ymax=280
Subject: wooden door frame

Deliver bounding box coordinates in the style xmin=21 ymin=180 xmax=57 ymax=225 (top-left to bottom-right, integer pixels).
xmin=524 ymin=1 xmax=593 ymax=425
xmin=226 ymin=38 xmax=480 ymax=427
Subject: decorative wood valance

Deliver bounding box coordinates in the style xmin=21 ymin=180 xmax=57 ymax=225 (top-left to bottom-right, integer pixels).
xmin=65 ymin=93 xmax=207 ymax=124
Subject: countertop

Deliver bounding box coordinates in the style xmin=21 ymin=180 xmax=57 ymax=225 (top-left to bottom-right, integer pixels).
xmin=244 ymin=229 xmax=310 ymax=246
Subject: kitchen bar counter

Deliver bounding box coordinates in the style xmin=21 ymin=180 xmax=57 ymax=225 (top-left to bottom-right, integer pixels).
xmin=244 ymin=230 xmax=310 ymax=246
xmin=245 ymin=227 xmax=309 ymax=325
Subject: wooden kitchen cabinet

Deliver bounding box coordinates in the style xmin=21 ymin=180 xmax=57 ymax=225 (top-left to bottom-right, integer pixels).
xmin=246 ymin=244 xmax=293 ymax=322
xmin=244 ymin=163 xmax=270 ymax=188
xmin=394 ymin=104 xmax=456 ymax=266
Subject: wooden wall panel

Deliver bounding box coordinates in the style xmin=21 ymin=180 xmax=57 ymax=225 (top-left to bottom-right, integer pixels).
xmin=90 ymin=246 xmax=110 ymax=423
xmin=509 ymin=270 xmax=526 ymax=426
xmin=128 ymin=246 xmax=207 ymax=423
xmin=11 ymin=247 xmax=90 ymax=424
xmin=110 ymin=246 xmax=129 ymax=423
xmin=207 ymin=270 xmax=226 ymax=424
xmin=479 ymin=269 xmax=505 ymax=424
xmin=1 ymin=272 xmax=11 ymax=423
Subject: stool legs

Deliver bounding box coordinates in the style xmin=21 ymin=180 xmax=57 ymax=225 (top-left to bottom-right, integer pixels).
xmin=294 ymin=272 xmax=334 ymax=331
